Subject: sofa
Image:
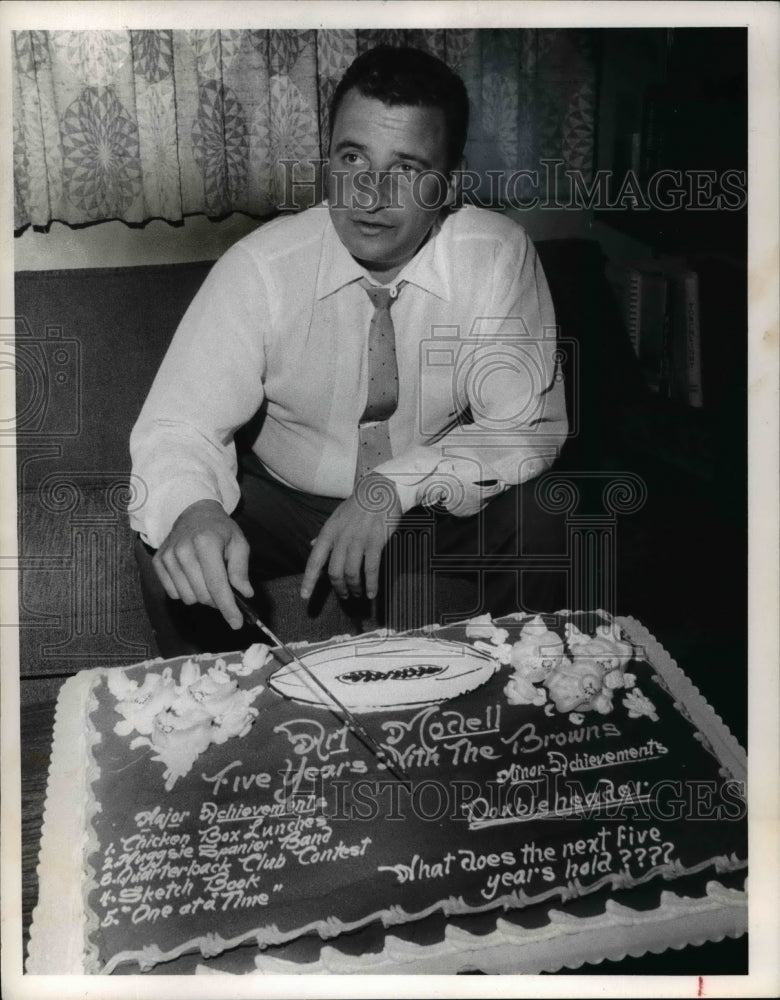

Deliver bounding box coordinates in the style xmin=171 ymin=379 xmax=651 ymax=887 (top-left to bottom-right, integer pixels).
xmin=12 ymin=236 xmax=707 ymax=696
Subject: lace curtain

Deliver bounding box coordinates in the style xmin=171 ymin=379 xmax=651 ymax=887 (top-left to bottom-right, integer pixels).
xmin=13 ymin=27 xmax=598 ymax=230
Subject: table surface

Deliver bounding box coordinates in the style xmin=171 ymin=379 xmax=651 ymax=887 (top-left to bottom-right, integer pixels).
xmin=19 ymin=679 xmax=747 ymax=977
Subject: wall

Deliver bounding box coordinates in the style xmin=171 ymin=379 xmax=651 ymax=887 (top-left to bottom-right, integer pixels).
xmin=14 ymin=203 xmax=649 ymax=272
xmin=13 ymin=213 xmax=264 ymax=272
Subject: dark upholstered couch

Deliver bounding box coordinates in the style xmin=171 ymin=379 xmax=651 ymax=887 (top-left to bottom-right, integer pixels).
xmin=13 ymin=238 xmax=653 ymax=687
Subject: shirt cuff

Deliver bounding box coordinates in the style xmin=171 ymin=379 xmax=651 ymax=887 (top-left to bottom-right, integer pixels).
xmin=128 ymin=477 xmax=239 ymax=549
xmin=375 ymin=452 xmax=506 ymax=518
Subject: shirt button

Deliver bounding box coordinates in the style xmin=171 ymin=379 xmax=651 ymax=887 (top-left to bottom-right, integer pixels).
xmin=390 ymin=285 xmax=398 ymax=299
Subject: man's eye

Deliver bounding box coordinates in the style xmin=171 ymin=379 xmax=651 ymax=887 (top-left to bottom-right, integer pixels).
xmin=394 ymin=163 xmax=416 ymax=175
xmin=343 ymin=152 xmax=365 ymax=166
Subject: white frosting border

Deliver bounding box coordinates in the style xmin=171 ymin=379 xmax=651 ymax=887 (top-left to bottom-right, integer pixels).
xmin=615 ymin=615 xmax=747 ymax=785
xmin=27 ymin=668 xmax=98 ymax=973
xmin=27 ymin=615 xmax=748 ymax=974
xmin=197 ymin=881 xmax=748 ymax=975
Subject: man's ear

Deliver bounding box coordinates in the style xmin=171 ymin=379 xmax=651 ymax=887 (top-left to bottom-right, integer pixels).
xmin=443 ymin=157 xmax=466 ymax=209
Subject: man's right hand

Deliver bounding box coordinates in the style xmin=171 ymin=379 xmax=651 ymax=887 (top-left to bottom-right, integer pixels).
xmin=152 ymin=499 xmax=252 ymax=629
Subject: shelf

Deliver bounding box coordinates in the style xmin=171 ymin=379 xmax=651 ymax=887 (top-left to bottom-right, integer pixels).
xmin=596 ymin=28 xmax=746 ymax=255
xmin=594 ymin=206 xmax=746 ymax=256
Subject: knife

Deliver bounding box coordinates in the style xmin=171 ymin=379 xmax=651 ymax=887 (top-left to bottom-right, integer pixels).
xmin=231 ymin=590 xmax=412 ymax=785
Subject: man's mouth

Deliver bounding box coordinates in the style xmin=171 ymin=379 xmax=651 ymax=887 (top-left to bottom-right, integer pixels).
xmin=351 ymin=217 xmax=394 ymax=235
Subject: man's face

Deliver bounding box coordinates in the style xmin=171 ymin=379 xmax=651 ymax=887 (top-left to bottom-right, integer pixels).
xmin=327 ymin=89 xmax=458 ymax=282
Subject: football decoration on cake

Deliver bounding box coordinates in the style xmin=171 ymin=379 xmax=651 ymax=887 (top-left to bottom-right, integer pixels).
xmin=268 ymin=634 xmax=499 ymax=712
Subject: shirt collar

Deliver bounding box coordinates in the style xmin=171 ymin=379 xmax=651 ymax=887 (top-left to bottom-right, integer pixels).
xmin=315 ymin=207 xmax=452 ymax=302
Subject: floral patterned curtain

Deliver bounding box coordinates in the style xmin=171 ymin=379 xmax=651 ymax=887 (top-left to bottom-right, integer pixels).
xmin=13 ymin=27 xmax=598 ymax=231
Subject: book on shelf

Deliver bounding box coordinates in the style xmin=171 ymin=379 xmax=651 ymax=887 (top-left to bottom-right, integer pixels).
xmin=669 ymin=268 xmax=703 ymax=408
xmin=639 ymin=88 xmax=666 ymax=183
xmin=606 ymin=258 xmax=703 ymax=407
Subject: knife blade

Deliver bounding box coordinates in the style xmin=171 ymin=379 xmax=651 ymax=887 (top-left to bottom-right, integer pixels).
xmin=231 ymin=590 xmax=411 ymax=785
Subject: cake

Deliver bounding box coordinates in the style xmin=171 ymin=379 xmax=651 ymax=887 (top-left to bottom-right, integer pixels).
xmin=27 ymin=611 xmax=747 ymax=975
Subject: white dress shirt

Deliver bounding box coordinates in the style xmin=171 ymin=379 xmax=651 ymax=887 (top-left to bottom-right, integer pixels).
xmin=130 ymin=203 xmax=567 ymax=548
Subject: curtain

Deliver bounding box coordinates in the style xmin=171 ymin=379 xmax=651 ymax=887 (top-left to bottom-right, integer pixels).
xmin=13 ymin=28 xmax=598 ymax=231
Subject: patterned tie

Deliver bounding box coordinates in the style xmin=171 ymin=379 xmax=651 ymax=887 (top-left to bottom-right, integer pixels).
xmin=355 ymin=279 xmax=402 ymax=482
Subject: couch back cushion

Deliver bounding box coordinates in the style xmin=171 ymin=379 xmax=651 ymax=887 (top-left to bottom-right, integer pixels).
xmin=534 ymin=238 xmax=648 ymax=470
xmin=14 ymin=261 xmax=214 ymax=487
xmin=15 ymin=262 xmax=214 ymax=677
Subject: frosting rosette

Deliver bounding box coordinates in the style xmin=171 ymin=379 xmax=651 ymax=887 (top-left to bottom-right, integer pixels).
xmin=509 ymin=615 xmax=566 ymax=678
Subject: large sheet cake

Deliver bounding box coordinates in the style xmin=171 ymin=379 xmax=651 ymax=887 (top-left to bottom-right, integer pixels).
xmin=28 ymin=611 xmax=747 ymax=975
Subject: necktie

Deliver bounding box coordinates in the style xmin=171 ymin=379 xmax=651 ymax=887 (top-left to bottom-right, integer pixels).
xmin=355 ymin=280 xmax=402 ymax=482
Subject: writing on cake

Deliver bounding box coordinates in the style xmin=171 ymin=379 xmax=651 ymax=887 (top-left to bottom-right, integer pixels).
xmin=66 ymin=611 xmax=746 ymax=974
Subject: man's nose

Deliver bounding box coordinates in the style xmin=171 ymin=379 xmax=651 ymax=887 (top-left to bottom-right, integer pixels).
xmin=375 ymin=171 xmax=396 ymax=205
xmin=356 ymin=170 xmax=398 ymax=210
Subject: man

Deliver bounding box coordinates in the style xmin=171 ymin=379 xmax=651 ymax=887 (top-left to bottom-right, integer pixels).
xmin=131 ymin=45 xmax=567 ymax=654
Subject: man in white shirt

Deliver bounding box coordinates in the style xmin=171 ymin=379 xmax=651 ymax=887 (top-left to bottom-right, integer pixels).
xmin=131 ymin=45 xmax=568 ymax=653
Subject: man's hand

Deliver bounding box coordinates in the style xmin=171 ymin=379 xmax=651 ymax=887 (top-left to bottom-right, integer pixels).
xmin=153 ymin=499 xmax=252 ymax=629
xmin=301 ymin=475 xmax=402 ymax=602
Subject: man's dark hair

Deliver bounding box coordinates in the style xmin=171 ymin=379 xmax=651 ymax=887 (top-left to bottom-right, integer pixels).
xmin=329 ymin=45 xmax=469 ymax=171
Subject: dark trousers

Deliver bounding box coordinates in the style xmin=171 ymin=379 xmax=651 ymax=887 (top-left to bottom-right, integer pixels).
xmin=136 ymin=454 xmax=566 ymax=656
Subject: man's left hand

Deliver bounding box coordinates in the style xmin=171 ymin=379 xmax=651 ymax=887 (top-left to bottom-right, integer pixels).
xmin=300 ymin=475 xmax=402 ymax=601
